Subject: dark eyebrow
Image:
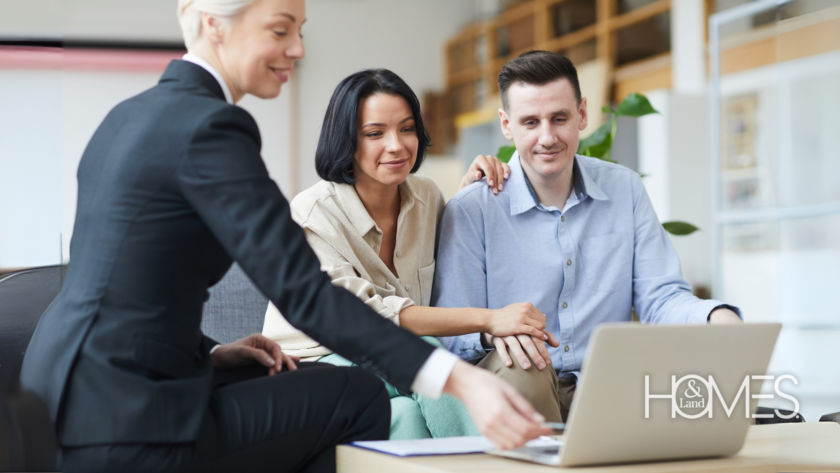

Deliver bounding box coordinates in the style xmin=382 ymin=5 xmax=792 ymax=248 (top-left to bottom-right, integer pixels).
xmin=519 ymin=110 xmax=570 ymax=122
xmin=362 ymin=117 xmax=414 ymax=128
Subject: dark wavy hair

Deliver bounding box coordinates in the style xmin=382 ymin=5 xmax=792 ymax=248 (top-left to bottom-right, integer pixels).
xmin=315 ymin=69 xmax=432 ymax=184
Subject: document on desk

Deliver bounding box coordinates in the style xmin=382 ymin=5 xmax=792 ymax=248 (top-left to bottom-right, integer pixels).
xmin=351 ymin=436 xmax=494 ymax=456
xmin=351 ymin=436 xmax=562 ymax=457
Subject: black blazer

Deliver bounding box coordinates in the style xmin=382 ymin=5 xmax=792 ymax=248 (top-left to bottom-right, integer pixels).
xmin=20 ymin=60 xmax=435 ymax=447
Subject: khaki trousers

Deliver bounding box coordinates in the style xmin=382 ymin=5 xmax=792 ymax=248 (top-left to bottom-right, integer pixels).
xmin=477 ymin=348 xmax=576 ymax=423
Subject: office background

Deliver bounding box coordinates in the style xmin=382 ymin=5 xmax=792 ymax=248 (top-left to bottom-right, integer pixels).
xmin=0 ymin=0 xmax=838 ymax=422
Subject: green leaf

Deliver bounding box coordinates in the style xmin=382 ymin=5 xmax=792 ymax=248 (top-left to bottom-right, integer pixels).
xmin=577 ymin=119 xmax=614 ymax=159
xmin=601 ymin=106 xmax=616 ymax=115
xmin=615 ymin=92 xmax=659 ymax=117
xmin=496 ymin=144 xmax=516 ymax=163
xmin=662 ymin=221 xmax=700 ymax=236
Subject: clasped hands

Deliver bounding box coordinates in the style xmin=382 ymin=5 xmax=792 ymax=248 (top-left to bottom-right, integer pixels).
xmin=482 ymin=302 xmax=560 ymax=371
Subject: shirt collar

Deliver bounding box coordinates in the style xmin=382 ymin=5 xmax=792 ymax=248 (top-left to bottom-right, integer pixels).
xmin=507 ymin=152 xmax=608 ymax=216
xmin=332 ymin=177 xmax=426 ymax=237
xmin=182 ymin=53 xmax=233 ymax=105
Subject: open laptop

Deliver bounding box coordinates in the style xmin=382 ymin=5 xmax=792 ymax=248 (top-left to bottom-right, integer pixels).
xmin=488 ymin=323 xmax=782 ymax=467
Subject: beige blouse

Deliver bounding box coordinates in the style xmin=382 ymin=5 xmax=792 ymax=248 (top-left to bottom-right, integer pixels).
xmin=262 ymin=174 xmax=446 ymax=359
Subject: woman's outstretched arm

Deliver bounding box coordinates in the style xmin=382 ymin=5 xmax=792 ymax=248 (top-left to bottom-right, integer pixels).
xmin=398 ymin=303 xmax=549 ymax=340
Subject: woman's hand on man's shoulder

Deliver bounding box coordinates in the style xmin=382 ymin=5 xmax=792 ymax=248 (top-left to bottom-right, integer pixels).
xmin=459 ymin=155 xmax=510 ymax=195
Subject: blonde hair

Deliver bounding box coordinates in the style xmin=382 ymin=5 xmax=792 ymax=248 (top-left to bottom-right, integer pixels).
xmin=178 ymin=0 xmax=257 ymax=48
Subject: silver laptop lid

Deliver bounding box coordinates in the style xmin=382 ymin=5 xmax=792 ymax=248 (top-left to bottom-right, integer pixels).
xmin=561 ymin=323 xmax=781 ymax=466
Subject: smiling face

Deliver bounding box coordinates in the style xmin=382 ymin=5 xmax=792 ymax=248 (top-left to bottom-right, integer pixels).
xmin=499 ymin=78 xmax=588 ymax=181
xmin=215 ymin=0 xmax=305 ymax=100
xmin=352 ymin=93 xmax=419 ymax=190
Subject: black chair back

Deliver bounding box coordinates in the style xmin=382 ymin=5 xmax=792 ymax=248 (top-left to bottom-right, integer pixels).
xmin=0 ymin=266 xmax=64 ymax=393
xmin=820 ymin=411 xmax=840 ymax=424
xmin=0 ymin=389 xmax=58 ymax=471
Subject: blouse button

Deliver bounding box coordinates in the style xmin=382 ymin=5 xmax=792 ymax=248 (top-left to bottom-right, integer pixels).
xmin=396 ymin=250 xmax=402 ymax=258
xmin=405 ymin=285 xmax=411 ymax=291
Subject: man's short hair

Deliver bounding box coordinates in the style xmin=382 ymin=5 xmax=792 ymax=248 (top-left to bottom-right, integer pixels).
xmin=498 ymin=50 xmax=582 ymax=110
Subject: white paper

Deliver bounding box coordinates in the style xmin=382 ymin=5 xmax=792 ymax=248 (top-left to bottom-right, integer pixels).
xmin=350 ymin=436 xmax=562 ymax=457
xmin=351 ymin=436 xmax=494 ymax=456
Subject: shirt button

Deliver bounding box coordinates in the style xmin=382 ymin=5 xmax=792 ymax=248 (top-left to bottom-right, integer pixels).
xmin=405 ymin=284 xmax=411 ymax=291
xmin=561 ymin=216 xmax=565 ymax=222
xmin=565 ymin=346 xmax=570 ymax=352
xmin=566 ymin=259 xmax=572 ymax=265
xmin=396 ymin=251 xmax=401 ymax=258
xmin=562 ymin=302 xmax=568 ymax=308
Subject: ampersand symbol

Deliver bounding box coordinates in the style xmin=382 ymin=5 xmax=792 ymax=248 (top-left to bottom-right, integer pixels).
xmin=684 ymin=380 xmax=703 ymax=398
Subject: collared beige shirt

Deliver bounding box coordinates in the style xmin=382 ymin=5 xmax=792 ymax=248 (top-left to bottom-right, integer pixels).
xmin=263 ymin=174 xmax=446 ymax=359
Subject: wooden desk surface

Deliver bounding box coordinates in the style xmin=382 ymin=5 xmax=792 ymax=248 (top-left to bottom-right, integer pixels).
xmin=337 ymin=423 xmax=840 ymax=473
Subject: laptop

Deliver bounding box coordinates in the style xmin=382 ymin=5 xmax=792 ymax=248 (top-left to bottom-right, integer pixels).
xmin=488 ymin=323 xmax=782 ymax=466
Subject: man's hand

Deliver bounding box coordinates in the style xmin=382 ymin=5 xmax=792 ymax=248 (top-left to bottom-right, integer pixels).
xmin=484 ymin=332 xmax=560 ymax=371
xmin=444 ymin=360 xmax=552 ymax=450
xmin=485 ymin=302 xmax=550 ymax=340
xmin=211 ymin=333 xmax=299 ymax=375
xmin=459 ymin=154 xmax=510 ymax=195
xmin=708 ymin=307 xmax=742 ymax=324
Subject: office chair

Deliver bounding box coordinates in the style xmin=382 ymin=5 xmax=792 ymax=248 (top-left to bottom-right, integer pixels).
xmin=0 ymin=266 xmax=64 ymax=393
xmin=820 ymin=411 xmax=840 ymax=424
xmin=754 ymin=407 xmax=804 ymax=424
xmin=0 ymin=266 xmax=64 ymax=471
xmin=0 ymin=388 xmax=58 ymax=471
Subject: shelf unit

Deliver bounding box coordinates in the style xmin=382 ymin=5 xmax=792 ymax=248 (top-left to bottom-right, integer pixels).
xmin=440 ymin=0 xmax=677 ymax=146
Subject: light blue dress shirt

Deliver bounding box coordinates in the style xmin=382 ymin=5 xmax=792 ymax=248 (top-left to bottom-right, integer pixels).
xmin=433 ymin=153 xmax=739 ymax=378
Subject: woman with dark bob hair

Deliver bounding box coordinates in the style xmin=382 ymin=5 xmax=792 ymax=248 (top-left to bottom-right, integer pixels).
xmin=264 ymin=69 xmax=554 ymax=439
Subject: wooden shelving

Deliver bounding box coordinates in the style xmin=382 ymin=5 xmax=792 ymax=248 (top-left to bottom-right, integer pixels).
xmin=439 ymin=0 xmax=674 ymax=147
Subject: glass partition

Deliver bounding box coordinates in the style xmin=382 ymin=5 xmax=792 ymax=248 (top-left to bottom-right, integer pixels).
xmin=710 ymin=0 xmax=840 ymax=423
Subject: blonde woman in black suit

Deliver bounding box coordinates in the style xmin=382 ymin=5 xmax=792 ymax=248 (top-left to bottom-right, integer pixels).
xmin=20 ymin=0 xmax=552 ymax=472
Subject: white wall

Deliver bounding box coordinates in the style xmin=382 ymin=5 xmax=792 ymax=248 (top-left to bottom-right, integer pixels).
xmin=0 ymin=0 xmax=182 ymax=42
xmin=0 ymin=0 xmax=479 ymax=268
xmin=295 ymin=0 xmax=476 ymax=190
xmin=637 ymin=90 xmax=670 ymax=222
xmin=0 ymin=66 xmax=293 ymax=268
xmin=0 ymin=70 xmax=63 ymax=268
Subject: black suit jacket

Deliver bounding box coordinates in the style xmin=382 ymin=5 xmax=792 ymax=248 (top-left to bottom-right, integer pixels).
xmin=20 ymin=60 xmax=435 ymax=446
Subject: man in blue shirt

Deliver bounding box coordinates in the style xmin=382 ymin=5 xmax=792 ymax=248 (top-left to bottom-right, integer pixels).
xmin=432 ymin=51 xmax=742 ymax=422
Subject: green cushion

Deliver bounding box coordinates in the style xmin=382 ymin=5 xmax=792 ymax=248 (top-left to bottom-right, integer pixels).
xmin=389 ymin=396 xmax=432 ymax=439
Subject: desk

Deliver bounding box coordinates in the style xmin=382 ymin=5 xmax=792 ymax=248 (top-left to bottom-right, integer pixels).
xmin=337 ymin=423 xmax=840 ymax=472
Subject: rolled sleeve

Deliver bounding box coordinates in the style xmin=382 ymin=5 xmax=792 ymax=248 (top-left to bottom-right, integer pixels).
xmin=630 ymin=175 xmax=741 ymax=324
xmin=325 ymin=261 xmax=415 ymax=326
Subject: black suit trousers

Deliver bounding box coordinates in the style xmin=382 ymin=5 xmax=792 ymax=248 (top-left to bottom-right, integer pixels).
xmin=61 ymin=362 xmax=390 ymax=473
